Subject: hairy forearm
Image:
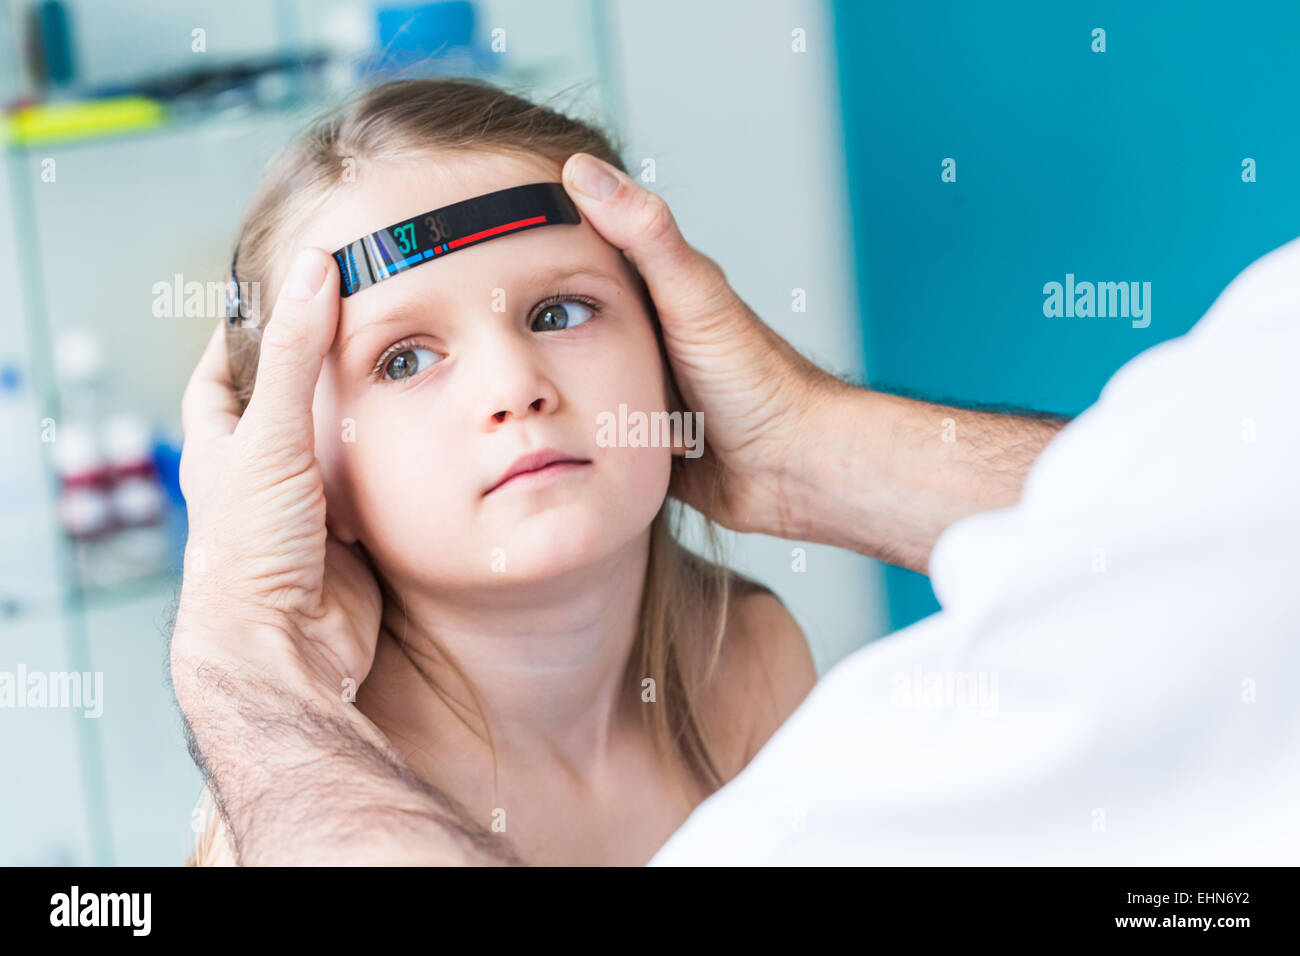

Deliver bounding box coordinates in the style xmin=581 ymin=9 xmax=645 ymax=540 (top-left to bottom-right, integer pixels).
xmin=785 ymin=384 xmax=1068 ymax=574
xmin=172 ymin=624 xmax=520 ymax=866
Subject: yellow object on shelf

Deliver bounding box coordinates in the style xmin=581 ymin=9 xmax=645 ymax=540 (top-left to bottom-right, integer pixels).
xmin=3 ymin=96 xmax=167 ymax=146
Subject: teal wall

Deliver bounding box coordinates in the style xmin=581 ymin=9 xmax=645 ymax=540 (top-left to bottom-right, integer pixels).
xmin=833 ymin=0 xmax=1300 ymax=631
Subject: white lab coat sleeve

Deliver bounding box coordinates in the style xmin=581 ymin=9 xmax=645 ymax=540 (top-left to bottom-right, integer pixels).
xmin=647 ymin=235 xmax=1300 ymax=865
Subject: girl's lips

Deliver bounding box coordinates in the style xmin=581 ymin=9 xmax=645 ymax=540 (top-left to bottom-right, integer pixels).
xmin=486 ymin=459 xmax=591 ymax=495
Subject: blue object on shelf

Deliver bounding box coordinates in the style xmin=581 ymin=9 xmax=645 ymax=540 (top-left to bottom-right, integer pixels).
xmin=152 ymin=435 xmax=189 ymax=571
xmin=370 ymin=1 xmax=494 ymax=75
xmin=35 ymin=1 xmax=77 ymax=87
xmin=152 ymin=436 xmax=184 ymax=507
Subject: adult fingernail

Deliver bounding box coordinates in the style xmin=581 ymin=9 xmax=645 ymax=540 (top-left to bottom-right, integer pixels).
xmin=285 ymin=248 xmax=327 ymax=301
xmin=569 ymin=154 xmax=620 ymax=201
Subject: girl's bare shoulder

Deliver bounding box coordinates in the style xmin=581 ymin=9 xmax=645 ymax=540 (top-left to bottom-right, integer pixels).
xmin=705 ymin=578 xmax=819 ymax=780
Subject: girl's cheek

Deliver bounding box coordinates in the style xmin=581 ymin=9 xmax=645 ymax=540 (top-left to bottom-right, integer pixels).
xmin=583 ymin=327 xmax=661 ymax=405
xmin=312 ymin=376 xmax=347 ymax=487
xmin=357 ymin=409 xmax=463 ymax=512
xmin=312 ymin=422 xmax=365 ymax=544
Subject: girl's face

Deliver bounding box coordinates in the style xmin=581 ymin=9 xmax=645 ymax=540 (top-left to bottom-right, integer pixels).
xmin=287 ymin=151 xmax=677 ymax=592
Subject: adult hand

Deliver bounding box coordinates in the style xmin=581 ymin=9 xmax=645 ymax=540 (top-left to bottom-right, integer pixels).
xmin=561 ymin=153 xmax=1065 ymax=571
xmin=169 ymin=250 xmax=517 ymax=866
xmin=172 ymin=248 xmax=381 ymax=698
xmin=561 ymin=154 xmax=846 ymax=541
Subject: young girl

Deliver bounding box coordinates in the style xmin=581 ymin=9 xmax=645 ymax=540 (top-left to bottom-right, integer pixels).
xmin=185 ymin=77 xmax=817 ymax=866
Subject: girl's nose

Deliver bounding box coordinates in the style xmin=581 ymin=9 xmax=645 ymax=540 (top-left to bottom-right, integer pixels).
xmin=476 ymin=336 xmax=560 ymax=429
xmin=490 ymin=393 xmax=550 ymax=424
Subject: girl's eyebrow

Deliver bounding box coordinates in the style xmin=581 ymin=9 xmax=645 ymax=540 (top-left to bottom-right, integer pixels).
xmin=514 ymin=264 xmax=624 ymax=290
xmin=338 ymin=301 xmax=427 ymax=356
xmin=337 ymin=264 xmax=624 ymax=355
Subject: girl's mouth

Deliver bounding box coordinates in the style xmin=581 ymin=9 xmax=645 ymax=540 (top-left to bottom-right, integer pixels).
xmin=485 ymin=448 xmax=592 ymax=496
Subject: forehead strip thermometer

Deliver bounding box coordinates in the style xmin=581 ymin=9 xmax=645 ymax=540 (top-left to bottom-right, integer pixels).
xmin=226 ymin=181 xmax=582 ymax=325
xmin=332 ymin=180 xmax=581 ymax=298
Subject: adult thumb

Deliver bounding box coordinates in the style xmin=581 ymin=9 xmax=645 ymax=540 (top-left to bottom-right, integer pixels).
xmin=238 ymin=247 xmax=339 ymax=456
xmin=561 ymin=153 xmax=736 ymax=334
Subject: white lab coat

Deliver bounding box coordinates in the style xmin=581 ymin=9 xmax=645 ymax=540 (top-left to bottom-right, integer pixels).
xmin=648 ymin=236 xmax=1300 ymax=865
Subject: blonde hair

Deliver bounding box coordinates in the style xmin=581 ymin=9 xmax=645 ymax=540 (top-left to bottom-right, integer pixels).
xmin=187 ymin=77 xmax=769 ymax=865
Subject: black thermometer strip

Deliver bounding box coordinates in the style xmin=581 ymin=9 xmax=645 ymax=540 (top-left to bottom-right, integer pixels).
xmin=331 ymin=181 xmax=582 ymax=298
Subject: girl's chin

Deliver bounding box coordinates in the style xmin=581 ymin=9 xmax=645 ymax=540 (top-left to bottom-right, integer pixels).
xmin=375 ymin=505 xmax=658 ymax=587
xmin=486 ymin=523 xmax=627 ymax=578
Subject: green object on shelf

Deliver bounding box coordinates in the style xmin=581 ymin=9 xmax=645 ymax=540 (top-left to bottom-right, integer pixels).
xmin=3 ymin=96 xmax=167 ymax=146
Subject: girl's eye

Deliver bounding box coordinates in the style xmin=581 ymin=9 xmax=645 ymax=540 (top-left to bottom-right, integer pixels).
xmin=382 ymin=346 xmax=440 ymax=381
xmin=530 ymin=299 xmax=596 ymax=333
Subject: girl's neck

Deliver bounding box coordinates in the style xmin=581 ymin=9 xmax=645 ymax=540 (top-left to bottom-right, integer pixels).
xmin=369 ymin=526 xmax=652 ymax=778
